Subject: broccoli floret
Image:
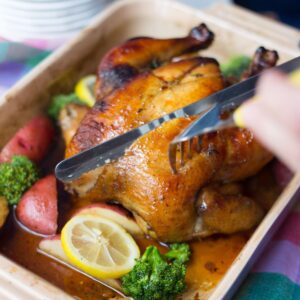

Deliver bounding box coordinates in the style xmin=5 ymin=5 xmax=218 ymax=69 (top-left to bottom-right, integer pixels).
xmin=221 ymin=55 xmax=251 ymax=79
xmin=121 ymin=244 xmax=190 ymax=300
xmin=0 ymin=156 xmax=39 ymax=205
xmin=164 ymin=243 xmax=190 ymax=264
xmin=47 ymin=93 xmax=84 ymax=120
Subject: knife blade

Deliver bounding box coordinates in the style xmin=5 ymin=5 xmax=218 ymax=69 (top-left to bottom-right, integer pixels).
xmin=55 ymin=56 xmax=300 ymax=182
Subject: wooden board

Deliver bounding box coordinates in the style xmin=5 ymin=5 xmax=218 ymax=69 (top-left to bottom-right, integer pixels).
xmin=0 ymin=0 xmax=299 ymax=299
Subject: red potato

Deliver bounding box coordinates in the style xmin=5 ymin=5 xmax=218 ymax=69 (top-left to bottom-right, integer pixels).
xmin=75 ymin=203 xmax=143 ymax=236
xmin=16 ymin=175 xmax=58 ymax=235
xmin=0 ymin=116 xmax=54 ymax=163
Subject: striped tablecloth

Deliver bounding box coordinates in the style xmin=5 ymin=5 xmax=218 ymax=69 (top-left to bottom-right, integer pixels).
xmin=236 ymin=202 xmax=300 ymax=299
xmin=1 ymin=41 xmax=300 ymax=300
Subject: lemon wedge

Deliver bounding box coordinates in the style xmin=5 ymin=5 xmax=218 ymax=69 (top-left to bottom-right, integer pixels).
xmin=61 ymin=214 xmax=140 ymax=279
xmin=75 ymin=75 xmax=96 ymax=107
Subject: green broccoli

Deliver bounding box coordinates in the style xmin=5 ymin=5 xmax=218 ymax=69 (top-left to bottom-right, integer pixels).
xmin=164 ymin=243 xmax=190 ymax=264
xmin=121 ymin=243 xmax=191 ymax=300
xmin=221 ymin=55 xmax=251 ymax=79
xmin=0 ymin=156 xmax=39 ymax=205
xmin=47 ymin=93 xmax=84 ymax=120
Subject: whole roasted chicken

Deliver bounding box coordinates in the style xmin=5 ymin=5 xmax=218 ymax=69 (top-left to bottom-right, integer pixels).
xmin=62 ymin=24 xmax=278 ymax=242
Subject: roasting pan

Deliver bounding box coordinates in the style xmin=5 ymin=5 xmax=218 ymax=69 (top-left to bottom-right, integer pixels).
xmin=0 ymin=0 xmax=300 ymax=299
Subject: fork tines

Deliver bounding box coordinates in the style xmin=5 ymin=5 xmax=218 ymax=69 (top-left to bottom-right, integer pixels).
xmin=168 ymin=136 xmax=202 ymax=173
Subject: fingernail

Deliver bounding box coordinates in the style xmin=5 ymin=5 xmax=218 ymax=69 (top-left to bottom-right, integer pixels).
xmin=233 ymin=97 xmax=258 ymax=128
xmin=233 ymin=106 xmax=246 ymax=128
xmin=289 ymin=69 xmax=300 ymax=87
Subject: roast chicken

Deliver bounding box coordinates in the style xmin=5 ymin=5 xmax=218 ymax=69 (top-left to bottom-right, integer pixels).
xmin=62 ymin=24 xmax=278 ymax=242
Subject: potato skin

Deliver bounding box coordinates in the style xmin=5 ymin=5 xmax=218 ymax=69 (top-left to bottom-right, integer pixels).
xmin=0 ymin=116 xmax=54 ymax=163
xmin=16 ymin=175 xmax=58 ymax=235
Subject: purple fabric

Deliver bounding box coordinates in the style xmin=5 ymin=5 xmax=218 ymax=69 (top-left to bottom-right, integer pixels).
xmin=253 ymin=240 xmax=300 ymax=285
xmin=0 ymin=61 xmax=27 ymax=88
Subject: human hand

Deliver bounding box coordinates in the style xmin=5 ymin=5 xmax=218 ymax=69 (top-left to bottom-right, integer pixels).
xmin=235 ymin=70 xmax=300 ymax=173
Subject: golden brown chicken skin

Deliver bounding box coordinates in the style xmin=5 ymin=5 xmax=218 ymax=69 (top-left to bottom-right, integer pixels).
xmin=65 ymin=25 xmax=275 ymax=242
xmin=195 ymin=183 xmax=264 ymax=237
xmin=67 ymin=57 xmax=222 ymax=156
xmin=66 ymin=118 xmax=271 ymax=242
xmin=95 ymin=23 xmax=214 ymax=98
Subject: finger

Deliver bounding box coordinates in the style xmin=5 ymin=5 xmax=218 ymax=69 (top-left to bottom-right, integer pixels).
xmin=241 ymin=101 xmax=300 ymax=173
xmin=256 ymin=70 xmax=300 ymax=132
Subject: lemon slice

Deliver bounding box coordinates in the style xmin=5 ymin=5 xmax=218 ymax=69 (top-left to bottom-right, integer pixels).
xmin=75 ymin=75 xmax=96 ymax=107
xmin=61 ymin=214 xmax=140 ymax=279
